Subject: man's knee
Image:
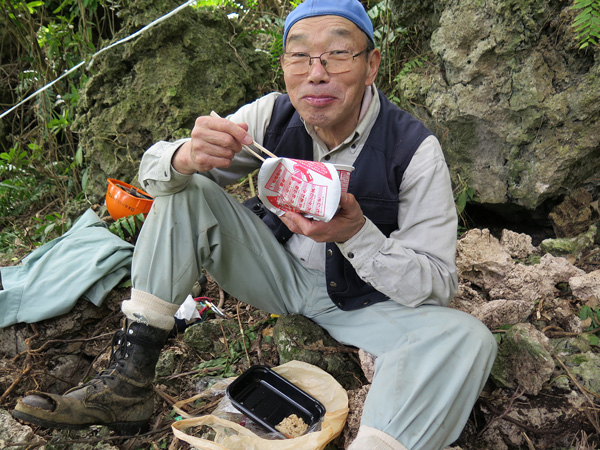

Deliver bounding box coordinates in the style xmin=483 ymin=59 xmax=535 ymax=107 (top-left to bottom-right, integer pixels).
xmin=458 ymin=313 xmax=498 ymax=363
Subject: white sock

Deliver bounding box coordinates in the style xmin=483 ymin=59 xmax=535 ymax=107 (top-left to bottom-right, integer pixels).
xmin=121 ymin=289 xmax=180 ymax=331
xmin=347 ymin=426 xmax=408 ymax=450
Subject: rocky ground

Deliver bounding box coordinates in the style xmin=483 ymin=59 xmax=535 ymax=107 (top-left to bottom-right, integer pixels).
xmin=1 ymin=189 xmax=599 ymax=450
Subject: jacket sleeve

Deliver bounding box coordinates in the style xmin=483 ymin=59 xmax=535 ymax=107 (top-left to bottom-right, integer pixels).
xmin=337 ymin=135 xmax=458 ymax=307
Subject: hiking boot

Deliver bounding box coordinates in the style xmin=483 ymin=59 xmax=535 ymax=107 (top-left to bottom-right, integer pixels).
xmin=12 ymin=321 xmax=169 ymax=434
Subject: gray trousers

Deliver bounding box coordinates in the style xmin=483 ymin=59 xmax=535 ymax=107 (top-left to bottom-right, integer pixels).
xmin=129 ymin=175 xmax=497 ymax=450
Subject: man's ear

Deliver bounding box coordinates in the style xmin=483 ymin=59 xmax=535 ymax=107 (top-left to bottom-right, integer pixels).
xmin=366 ymin=48 xmax=381 ymax=86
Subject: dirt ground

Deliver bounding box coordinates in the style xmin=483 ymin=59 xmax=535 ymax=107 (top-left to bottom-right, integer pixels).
xmin=1 ymin=182 xmax=600 ymax=450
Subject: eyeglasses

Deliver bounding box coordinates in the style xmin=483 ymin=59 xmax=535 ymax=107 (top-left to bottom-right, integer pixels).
xmin=281 ymin=49 xmax=369 ymax=75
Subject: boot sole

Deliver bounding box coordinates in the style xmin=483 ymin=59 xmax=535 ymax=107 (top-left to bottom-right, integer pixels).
xmin=11 ymin=409 xmax=149 ymax=435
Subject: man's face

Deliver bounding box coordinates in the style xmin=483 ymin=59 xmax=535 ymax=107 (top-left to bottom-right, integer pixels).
xmin=282 ymin=15 xmax=380 ymax=142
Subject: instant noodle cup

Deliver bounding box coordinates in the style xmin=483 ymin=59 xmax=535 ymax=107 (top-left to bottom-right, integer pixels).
xmin=332 ymin=164 xmax=354 ymax=193
xmin=258 ymin=158 xmax=342 ymax=222
xmin=106 ymin=178 xmax=154 ymax=220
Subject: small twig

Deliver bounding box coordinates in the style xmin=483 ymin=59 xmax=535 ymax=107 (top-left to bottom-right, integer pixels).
xmin=522 ymin=431 xmax=536 ymax=450
xmin=26 ymin=332 xmax=113 ymax=355
xmin=483 ymin=401 xmax=562 ymax=435
xmin=579 ymin=248 xmax=600 ymax=263
xmin=155 ymin=386 xmax=180 ymax=407
xmin=254 ymin=323 xmax=267 ymax=365
xmin=217 ymin=286 xmax=225 ymax=309
xmin=161 ymin=366 xmax=225 ymax=381
xmin=1 ymin=324 xmax=39 ymax=404
xmin=536 ymin=297 xmax=545 ymax=320
xmin=543 ymin=325 xmax=600 ymax=338
xmin=218 ymin=321 xmax=230 ymax=358
xmin=168 ymin=436 xmax=181 ymax=450
xmin=82 ymin=337 xmax=114 ymax=382
xmin=236 ymin=301 xmax=251 ymax=366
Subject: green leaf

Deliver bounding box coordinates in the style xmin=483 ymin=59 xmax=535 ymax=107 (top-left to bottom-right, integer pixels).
xmin=122 ymin=219 xmax=134 ymax=236
xmin=81 ymin=168 xmax=89 ymax=191
xmin=580 ymin=305 xmax=592 ymax=320
xmin=75 ymin=146 xmax=83 ymax=166
xmin=26 ymin=1 xmax=44 ymax=13
xmin=456 ymin=191 xmax=467 ymax=213
xmin=113 ymin=222 xmax=125 ymax=240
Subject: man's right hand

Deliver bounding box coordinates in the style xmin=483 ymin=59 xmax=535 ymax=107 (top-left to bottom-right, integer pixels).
xmin=172 ymin=115 xmax=253 ymax=174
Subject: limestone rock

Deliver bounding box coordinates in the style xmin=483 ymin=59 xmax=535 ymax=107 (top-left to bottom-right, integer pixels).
xmin=488 ymin=254 xmax=585 ymax=303
xmin=358 ymin=349 xmax=376 ymax=383
xmin=456 ymin=229 xmax=514 ymax=290
xmin=552 ymin=335 xmax=594 ymax=358
xmin=472 ymin=300 xmax=535 ymax=330
xmin=449 ymin=283 xmax=487 ymax=314
xmin=341 ymin=385 xmax=370 ymax=449
xmin=0 ymin=409 xmax=46 ymax=449
xmin=491 ymin=323 xmax=554 ymax=395
xmin=543 ymin=298 xmax=584 ymax=334
xmin=500 ymin=229 xmax=536 ymax=260
xmin=569 ymin=269 xmax=600 ymax=307
xmin=399 ymin=0 xmax=600 ymax=212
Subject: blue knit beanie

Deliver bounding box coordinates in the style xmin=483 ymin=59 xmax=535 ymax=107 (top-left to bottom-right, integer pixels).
xmin=283 ymin=0 xmax=374 ymax=48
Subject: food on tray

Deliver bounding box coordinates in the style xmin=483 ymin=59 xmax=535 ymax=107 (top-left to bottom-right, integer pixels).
xmin=275 ymin=413 xmax=309 ymax=438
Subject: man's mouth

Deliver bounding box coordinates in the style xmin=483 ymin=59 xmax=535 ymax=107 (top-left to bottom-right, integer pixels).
xmin=302 ymin=95 xmax=337 ymax=107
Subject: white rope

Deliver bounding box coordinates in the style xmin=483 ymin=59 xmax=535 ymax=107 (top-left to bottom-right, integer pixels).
xmin=0 ymin=0 xmax=197 ymax=120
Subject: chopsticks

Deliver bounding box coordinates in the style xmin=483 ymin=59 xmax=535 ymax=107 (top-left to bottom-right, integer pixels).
xmin=210 ymin=111 xmax=277 ymax=162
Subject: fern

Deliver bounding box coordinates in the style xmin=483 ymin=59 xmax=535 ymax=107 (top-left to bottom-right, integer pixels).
xmin=572 ymin=0 xmax=600 ymax=49
xmin=109 ymin=213 xmax=146 ymax=241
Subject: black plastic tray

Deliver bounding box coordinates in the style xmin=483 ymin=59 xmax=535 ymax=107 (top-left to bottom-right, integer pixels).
xmin=226 ymin=365 xmax=325 ymax=436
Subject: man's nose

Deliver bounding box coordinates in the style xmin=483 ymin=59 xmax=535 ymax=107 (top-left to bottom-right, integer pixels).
xmin=307 ymin=58 xmax=329 ymax=81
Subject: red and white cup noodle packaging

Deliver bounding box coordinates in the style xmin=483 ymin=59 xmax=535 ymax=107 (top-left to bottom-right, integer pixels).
xmin=258 ymin=158 xmax=354 ymax=222
xmin=332 ymin=164 xmax=354 ymax=193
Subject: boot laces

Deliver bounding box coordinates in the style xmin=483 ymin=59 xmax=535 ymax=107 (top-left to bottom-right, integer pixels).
xmin=85 ymin=328 xmax=131 ymax=388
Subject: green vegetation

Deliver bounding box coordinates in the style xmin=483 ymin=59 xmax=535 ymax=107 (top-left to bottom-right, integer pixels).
xmin=109 ymin=212 xmax=146 ymax=242
xmin=0 ymin=0 xmax=290 ymax=253
xmin=580 ymin=305 xmax=600 ymax=346
xmin=453 ymin=174 xmax=476 ymax=232
xmin=572 ymin=0 xmax=600 ymax=49
xmin=1 ymin=0 xmax=119 ymax=253
xmin=3 ymin=0 xmax=596 ymax=255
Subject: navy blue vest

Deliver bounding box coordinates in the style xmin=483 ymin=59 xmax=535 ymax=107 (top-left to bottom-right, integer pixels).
xmin=261 ymin=90 xmax=432 ymax=310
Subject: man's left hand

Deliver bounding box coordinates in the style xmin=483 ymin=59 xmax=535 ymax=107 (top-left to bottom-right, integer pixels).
xmin=279 ymin=193 xmax=366 ymax=243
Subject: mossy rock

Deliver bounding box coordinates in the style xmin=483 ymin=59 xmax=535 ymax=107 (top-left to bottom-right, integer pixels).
xmin=155 ymin=348 xmax=177 ymax=378
xmin=540 ymin=224 xmax=598 ymax=259
xmin=490 ymin=323 xmax=554 ymax=395
xmin=183 ymin=319 xmax=238 ymax=354
xmin=75 ymin=5 xmax=272 ymax=199
xmin=273 ymin=314 xmax=364 ymax=390
xmin=562 ymin=351 xmax=600 ymax=395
